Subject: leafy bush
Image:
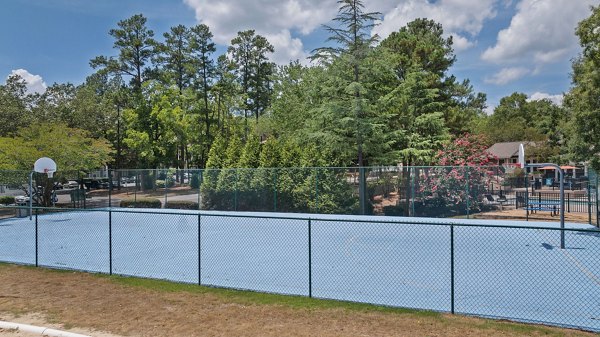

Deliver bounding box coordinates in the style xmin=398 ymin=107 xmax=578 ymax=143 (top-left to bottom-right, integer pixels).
xmin=155 ymin=179 xmax=175 ymax=188
xmin=119 ymin=197 xmax=161 ymax=208
xmin=0 ymin=196 xmax=15 ymax=205
xmin=418 ymin=134 xmax=497 ymax=214
xmin=165 ymin=200 xmax=199 ymax=210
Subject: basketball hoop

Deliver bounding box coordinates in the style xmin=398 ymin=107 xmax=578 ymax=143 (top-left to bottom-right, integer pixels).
xmin=29 ymin=157 xmax=57 ymax=220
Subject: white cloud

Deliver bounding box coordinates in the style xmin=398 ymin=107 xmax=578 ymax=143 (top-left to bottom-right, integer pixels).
xmin=482 ymin=0 xmax=595 ymax=64
xmin=528 ymin=92 xmax=564 ymax=106
xmin=263 ymin=30 xmax=308 ymax=65
xmin=183 ymin=0 xmax=339 ymax=64
xmin=372 ymin=0 xmax=499 ymax=52
xmin=8 ymin=69 xmax=47 ymax=94
xmin=451 ymin=34 xmax=475 ymax=51
xmin=183 ymin=0 xmax=501 ymax=64
xmin=484 ymin=67 xmax=530 ymax=85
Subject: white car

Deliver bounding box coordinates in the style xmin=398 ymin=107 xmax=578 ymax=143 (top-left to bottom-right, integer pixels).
xmin=14 ymin=196 xmax=30 ymax=203
xmin=66 ymin=181 xmax=79 ymax=189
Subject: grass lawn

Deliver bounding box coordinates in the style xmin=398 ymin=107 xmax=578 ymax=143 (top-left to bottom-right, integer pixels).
xmin=0 ymin=264 xmax=595 ymax=337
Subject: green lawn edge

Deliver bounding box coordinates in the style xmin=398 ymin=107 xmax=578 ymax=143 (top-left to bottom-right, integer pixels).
xmin=102 ymin=271 xmax=591 ymax=336
xmin=0 ymin=263 xmax=593 ymax=337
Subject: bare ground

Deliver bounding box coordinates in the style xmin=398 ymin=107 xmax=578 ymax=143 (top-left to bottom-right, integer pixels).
xmin=0 ymin=264 xmax=595 ymax=337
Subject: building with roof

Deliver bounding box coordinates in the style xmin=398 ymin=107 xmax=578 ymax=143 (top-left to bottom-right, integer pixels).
xmin=487 ymin=141 xmax=586 ymax=179
xmin=487 ymin=141 xmax=534 ymax=166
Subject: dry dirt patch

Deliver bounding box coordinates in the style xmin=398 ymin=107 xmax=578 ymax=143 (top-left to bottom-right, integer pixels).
xmin=0 ymin=264 xmax=594 ymax=337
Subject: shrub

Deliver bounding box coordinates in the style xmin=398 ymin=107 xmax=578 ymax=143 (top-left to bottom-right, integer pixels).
xmin=0 ymin=196 xmax=15 ymax=205
xmin=165 ymin=200 xmax=199 ymax=210
xmin=155 ymin=179 xmax=175 ymax=188
xmin=119 ymin=197 xmax=161 ymax=209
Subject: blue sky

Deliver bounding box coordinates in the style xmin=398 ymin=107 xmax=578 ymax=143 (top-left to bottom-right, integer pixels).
xmin=1 ymin=0 xmax=595 ymax=110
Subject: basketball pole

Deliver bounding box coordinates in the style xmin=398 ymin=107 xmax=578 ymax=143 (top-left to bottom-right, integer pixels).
xmin=28 ymin=170 xmax=33 ymax=221
xmin=526 ymin=163 xmax=565 ymax=249
xmin=519 ymin=144 xmax=565 ymax=249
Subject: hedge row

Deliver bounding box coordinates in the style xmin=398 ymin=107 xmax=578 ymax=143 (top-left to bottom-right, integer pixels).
xmin=119 ymin=197 xmax=162 ymax=208
xmin=118 ymin=198 xmax=199 ymax=210
xmin=165 ymin=200 xmax=199 ymax=210
xmin=0 ymin=196 xmax=15 ymax=205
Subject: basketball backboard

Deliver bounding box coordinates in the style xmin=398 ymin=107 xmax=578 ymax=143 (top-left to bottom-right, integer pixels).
xmin=34 ymin=157 xmax=57 ymax=178
xmin=518 ymin=143 xmax=525 ymax=169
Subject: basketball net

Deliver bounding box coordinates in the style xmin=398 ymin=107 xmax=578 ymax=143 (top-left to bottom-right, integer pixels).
xmin=44 ymin=169 xmax=54 ymax=178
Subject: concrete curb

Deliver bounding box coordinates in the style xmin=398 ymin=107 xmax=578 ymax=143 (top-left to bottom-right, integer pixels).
xmin=0 ymin=321 xmax=91 ymax=337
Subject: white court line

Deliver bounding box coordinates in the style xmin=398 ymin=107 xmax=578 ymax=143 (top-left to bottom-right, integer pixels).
xmin=537 ymin=229 xmax=600 ymax=287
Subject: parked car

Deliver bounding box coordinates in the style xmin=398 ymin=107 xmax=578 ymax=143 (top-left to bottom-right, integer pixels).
xmin=14 ymin=195 xmax=29 ymax=204
xmin=66 ymin=181 xmax=79 ymax=189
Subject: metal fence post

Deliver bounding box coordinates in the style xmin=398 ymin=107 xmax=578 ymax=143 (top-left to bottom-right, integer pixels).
xmin=359 ymin=167 xmax=366 ymax=215
xmin=450 ymin=223 xmax=455 ymax=314
xmin=588 ymin=185 xmax=592 ymax=224
xmin=308 ymin=218 xmax=312 ymax=298
xmin=164 ymin=169 xmax=168 ymax=208
xmin=198 ymin=214 xmax=202 ymax=285
xmin=273 ymin=169 xmax=278 ymax=212
xmin=199 ymin=170 xmax=203 ymax=209
xmin=134 ymin=172 xmax=138 ymax=202
xmin=315 ymin=168 xmax=319 ymax=213
xmin=234 ymin=169 xmax=238 ymax=212
xmin=525 ymin=170 xmax=529 ymax=219
xmin=410 ymin=167 xmax=415 ymax=217
xmin=465 ymin=167 xmax=470 ymax=219
xmin=35 ymin=208 xmax=38 ymax=267
xmin=595 ymin=174 xmax=600 ymax=228
xmin=108 ymin=170 xmax=112 ymax=208
xmin=109 ymin=209 xmax=112 ymax=275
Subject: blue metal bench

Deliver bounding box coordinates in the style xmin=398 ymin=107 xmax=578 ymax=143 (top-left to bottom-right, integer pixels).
xmin=526 ymin=201 xmax=560 ymax=216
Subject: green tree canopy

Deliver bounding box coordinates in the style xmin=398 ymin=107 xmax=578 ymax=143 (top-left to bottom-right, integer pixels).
xmin=0 ymin=122 xmax=113 ymax=172
xmin=565 ymin=5 xmax=600 ymax=169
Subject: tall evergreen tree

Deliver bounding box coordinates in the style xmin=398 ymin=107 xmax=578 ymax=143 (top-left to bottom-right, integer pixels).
xmin=311 ymin=0 xmax=381 ymax=213
xmin=228 ymin=30 xmax=274 ymax=137
xmin=312 ymin=0 xmax=380 ymax=168
xmin=189 ymin=24 xmax=217 ymax=165
xmin=156 ymin=24 xmax=193 ymax=93
xmin=90 ymin=14 xmax=158 ymax=93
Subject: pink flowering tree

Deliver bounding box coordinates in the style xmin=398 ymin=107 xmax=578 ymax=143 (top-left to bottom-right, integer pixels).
xmin=417 ymin=134 xmax=498 ymax=214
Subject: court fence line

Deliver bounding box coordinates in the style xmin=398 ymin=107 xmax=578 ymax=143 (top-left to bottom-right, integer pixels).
xmin=0 ymin=206 xmax=599 ymax=332
xmin=2 ymin=166 xmax=596 ymax=226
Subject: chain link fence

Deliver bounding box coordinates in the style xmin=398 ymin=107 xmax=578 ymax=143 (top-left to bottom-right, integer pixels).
xmin=0 ymin=207 xmax=598 ymax=331
xmin=3 ymin=166 xmax=596 ymax=225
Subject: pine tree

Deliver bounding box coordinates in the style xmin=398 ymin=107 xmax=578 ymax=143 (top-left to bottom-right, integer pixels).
xmin=200 ymin=133 xmax=227 ymax=209
xmin=311 ymin=0 xmax=381 ymax=214
xmin=236 ymin=136 xmax=261 ymax=210
xmin=215 ymin=136 xmax=243 ymax=210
